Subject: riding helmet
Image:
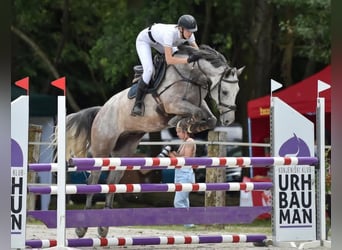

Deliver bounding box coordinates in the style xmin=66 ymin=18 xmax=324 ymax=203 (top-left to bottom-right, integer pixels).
xmin=177 ymin=14 xmax=197 ymax=32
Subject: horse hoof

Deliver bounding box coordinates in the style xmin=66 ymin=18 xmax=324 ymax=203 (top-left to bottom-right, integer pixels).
xmin=75 ymin=227 xmax=88 ymax=238
xmin=98 ymin=226 xmax=109 ymax=237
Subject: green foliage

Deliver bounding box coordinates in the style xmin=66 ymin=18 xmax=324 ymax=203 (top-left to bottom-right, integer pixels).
xmin=12 ymin=0 xmax=331 ymax=112
xmin=89 ymin=0 xmax=200 ymax=87
xmin=89 ymin=1 xmax=138 ymax=86
xmin=274 ymin=0 xmax=331 ymax=63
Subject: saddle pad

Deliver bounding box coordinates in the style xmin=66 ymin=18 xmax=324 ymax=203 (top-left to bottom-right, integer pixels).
xmin=127 ymin=83 xmax=138 ymax=99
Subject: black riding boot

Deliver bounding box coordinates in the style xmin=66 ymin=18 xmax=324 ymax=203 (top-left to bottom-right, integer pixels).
xmin=131 ymin=79 xmax=149 ymax=116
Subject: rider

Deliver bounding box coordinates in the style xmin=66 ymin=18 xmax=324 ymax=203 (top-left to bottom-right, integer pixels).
xmin=131 ymin=14 xmax=201 ymax=116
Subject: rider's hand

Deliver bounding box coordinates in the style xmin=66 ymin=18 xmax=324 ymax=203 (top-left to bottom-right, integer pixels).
xmin=187 ymin=54 xmax=201 ymax=63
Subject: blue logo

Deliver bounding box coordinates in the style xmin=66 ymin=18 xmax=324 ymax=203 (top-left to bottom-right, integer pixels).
xmin=11 ymin=139 xmax=23 ymax=167
xmin=278 ymin=133 xmax=311 ymax=157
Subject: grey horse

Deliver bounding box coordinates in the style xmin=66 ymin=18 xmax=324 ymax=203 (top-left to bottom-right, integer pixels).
xmin=65 ymin=45 xmax=244 ymax=238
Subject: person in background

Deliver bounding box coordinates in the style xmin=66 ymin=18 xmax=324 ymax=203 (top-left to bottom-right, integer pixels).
xmin=168 ymin=120 xmax=196 ymax=228
xmin=131 ymin=14 xmax=200 ymax=116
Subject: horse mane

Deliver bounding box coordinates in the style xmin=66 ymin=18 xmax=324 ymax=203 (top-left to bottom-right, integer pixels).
xmin=177 ymin=44 xmax=229 ymax=68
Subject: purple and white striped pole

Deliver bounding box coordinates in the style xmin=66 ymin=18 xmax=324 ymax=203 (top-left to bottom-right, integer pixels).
xmin=70 ymin=156 xmax=317 ymax=168
xmin=28 ymin=156 xmax=318 ymax=172
xmin=26 ymin=234 xmax=267 ymax=248
xmin=28 ymin=182 xmax=272 ymax=194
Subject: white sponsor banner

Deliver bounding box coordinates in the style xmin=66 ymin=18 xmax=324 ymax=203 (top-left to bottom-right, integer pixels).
xmin=11 ymin=96 xmax=29 ymax=249
xmin=272 ymin=97 xmax=316 ymax=242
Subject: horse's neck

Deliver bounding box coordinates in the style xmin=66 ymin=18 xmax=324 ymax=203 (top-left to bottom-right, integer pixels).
xmin=168 ymin=64 xmax=193 ymax=79
xmin=167 ymin=64 xmax=208 ymax=88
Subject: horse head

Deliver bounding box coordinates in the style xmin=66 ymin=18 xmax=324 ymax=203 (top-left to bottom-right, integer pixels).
xmin=180 ymin=45 xmax=244 ymax=126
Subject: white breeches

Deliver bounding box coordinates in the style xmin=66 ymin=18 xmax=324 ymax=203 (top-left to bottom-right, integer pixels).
xmin=136 ymin=29 xmax=164 ymax=84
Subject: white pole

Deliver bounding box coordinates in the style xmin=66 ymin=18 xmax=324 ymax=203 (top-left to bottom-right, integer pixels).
xmin=11 ymin=96 xmax=29 ymax=249
xmin=247 ymin=117 xmax=254 ymax=177
xmin=316 ymin=97 xmax=326 ymax=242
xmin=56 ymin=95 xmax=66 ymax=247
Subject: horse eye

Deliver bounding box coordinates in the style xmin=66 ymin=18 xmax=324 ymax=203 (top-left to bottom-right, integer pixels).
xmin=222 ymin=90 xmax=228 ymax=96
xmin=225 ymin=69 xmax=232 ymax=78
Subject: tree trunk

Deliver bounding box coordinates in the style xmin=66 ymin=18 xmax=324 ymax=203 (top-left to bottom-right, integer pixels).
xmin=205 ymin=131 xmax=227 ymax=229
xmin=249 ymin=0 xmax=273 ymax=98
xmin=11 ymin=26 xmax=80 ymax=111
xmin=238 ymin=0 xmax=273 ymax=154
xmin=280 ymin=7 xmax=295 ymax=86
xmin=200 ymin=1 xmax=213 ymax=44
xmin=27 ymin=124 xmax=42 ymax=217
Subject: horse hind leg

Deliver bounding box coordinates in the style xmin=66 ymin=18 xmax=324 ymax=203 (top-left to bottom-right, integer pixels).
xmin=75 ymin=169 xmax=101 ymax=238
xmin=97 ymin=169 xmax=125 ymax=237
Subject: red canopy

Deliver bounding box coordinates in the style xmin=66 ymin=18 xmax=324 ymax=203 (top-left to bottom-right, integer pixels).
xmin=248 ymin=66 xmax=331 ymax=119
xmin=247 ymin=66 xmax=331 ymax=176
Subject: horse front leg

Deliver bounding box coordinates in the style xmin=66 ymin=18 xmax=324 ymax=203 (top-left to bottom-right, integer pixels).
xmin=187 ymin=101 xmax=217 ymax=133
xmin=164 ymin=100 xmax=206 ymax=128
xmin=75 ymin=170 xmax=101 ymax=238
xmin=188 ymin=116 xmax=217 ymax=133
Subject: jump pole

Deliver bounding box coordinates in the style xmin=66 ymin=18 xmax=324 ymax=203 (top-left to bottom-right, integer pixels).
xmin=49 ymin=78 xmax=79 ymax=250
xmin=27 ymin=182 xmax=273 ymax=194
xmin=11 ymin=78 xmax=29 ymax=250
xmin=69 ymin=156 xmax=316 ymax=167
xmin=26 ymin=234 xmax=267 ymax=248
xmin=30 ymin=156 xmax=318 ymax=171
xmin=313 ymin=96 xmax=330 ymax=248
xmin=22 ymin=78 xmax=326 ymax=249
xmin=296 ymin=86 xmax=331 ymax=248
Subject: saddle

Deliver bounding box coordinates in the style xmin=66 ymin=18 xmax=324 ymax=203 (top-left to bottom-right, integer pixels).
xmin=128 ymin=54 xmax=167 ymax=99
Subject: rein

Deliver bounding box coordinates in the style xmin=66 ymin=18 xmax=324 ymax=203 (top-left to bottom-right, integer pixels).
xmin=157 ymin=64 xmax=209 ymax=95
xmin=196 ymin=60 xmax=238 ymax=115
xmin=154 ymin=64 xmax=209 ymax=108
xmin=152 ymin=57 xmax=238 ymax=117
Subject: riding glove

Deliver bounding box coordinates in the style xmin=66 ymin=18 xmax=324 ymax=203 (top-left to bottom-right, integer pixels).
xmin=187 ymin=54 xmax=201 ymax=63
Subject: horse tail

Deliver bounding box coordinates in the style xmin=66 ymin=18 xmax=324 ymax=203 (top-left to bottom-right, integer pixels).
xmin=65 ymin=106 xmax=101 ymax=160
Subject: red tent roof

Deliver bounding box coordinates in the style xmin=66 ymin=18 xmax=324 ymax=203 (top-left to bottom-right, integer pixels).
xmin=247 ymin=66 xmax=331 ymax=119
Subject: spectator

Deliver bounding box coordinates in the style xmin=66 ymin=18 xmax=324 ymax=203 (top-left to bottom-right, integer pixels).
xmin=168 ymin=120 xmax=196 ymax=228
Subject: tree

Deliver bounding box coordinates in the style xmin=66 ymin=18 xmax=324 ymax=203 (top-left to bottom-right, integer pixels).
xmin=12 ymin=0 xmax=116 ymax=110
xmin=274 ymin=0 xmax=331 ymax=85
xmin=12 ymin=0 xmax=330 ymax=126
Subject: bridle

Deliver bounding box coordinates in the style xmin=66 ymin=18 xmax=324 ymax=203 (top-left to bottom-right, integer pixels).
xmin=154 ymin=58 xmax=239 ymax=117
xmin=195 ymin=60 xmax=238 ymax=115
xmin=157 ymin=64 xmax=209 ymax=107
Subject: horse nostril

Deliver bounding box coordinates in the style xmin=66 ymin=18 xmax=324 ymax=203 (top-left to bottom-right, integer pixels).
xmin=224 ymin=120 xmax=232 ymax=126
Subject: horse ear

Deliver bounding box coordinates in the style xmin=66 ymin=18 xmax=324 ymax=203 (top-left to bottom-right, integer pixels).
xmin=237 ymin=66 xmax=245 ymax=76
